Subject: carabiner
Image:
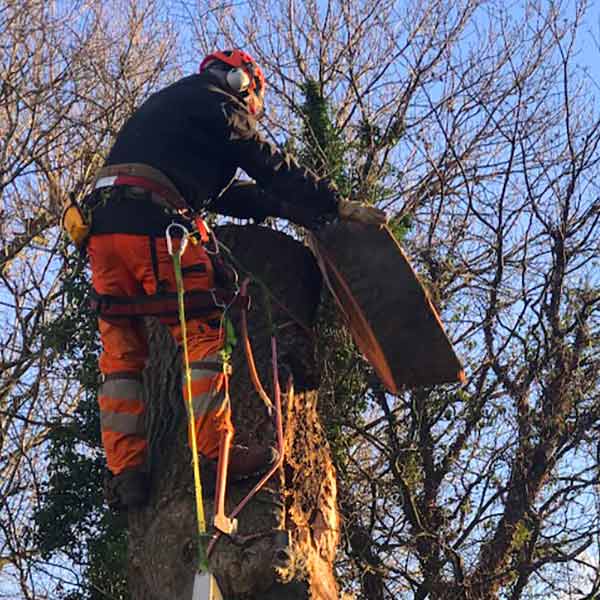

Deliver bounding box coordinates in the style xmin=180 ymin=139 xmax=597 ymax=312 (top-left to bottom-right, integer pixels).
xmin=204 ymin=228 xmax=221 ymax=255
xmin=166 ymin=223 xmax=190 ymax=257
xmin=210 ymin=288 xmax=227 ymax=310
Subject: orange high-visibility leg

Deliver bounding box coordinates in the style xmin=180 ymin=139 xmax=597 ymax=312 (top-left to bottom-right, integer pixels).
xmin=88 ymin=234 xmax=152 ymax=475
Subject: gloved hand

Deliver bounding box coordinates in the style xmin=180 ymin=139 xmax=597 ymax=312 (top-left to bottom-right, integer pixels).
xmin=337 ymin=198 xmax=387 ymax=226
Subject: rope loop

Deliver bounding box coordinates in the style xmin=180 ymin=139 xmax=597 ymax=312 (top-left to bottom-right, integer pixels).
xmin=166 ymin=222 xmax=189 ymax=257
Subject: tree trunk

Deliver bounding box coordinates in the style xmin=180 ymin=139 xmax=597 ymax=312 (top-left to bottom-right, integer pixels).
xmin=126 ymin=225 xmax=340 ymax=600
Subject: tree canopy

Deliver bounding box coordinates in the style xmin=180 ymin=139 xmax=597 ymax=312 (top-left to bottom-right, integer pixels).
xmin=2 ymin=0 xmax=600 ymax=598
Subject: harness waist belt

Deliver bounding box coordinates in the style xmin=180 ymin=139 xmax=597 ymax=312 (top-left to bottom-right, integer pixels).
xmin=90 ymin=288 xmax=244 ymax=322
xmin=94 ymin=163 xmax=190 ymax=213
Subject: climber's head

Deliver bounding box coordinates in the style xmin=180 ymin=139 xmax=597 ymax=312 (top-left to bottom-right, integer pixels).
xmin=200 ymin=49 xmax=266 ymax=118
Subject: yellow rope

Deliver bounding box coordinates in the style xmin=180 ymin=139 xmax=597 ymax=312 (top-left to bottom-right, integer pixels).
xmin=169 ymin=227 xmax=208 ymax=572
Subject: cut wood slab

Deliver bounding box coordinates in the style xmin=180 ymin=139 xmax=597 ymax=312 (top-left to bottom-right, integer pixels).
xmin=308 ymin=223 xmax=465 ymax=393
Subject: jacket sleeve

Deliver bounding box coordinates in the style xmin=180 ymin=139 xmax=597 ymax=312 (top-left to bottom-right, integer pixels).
xmin=205 ymin=90 xmax=341 ymax=228
xmin=208 ymin=180 xmax=279 ymax=222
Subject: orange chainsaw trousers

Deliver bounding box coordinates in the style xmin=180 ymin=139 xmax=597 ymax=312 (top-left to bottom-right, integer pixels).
xmin=87 ymin=233 xmax=233 ymax=476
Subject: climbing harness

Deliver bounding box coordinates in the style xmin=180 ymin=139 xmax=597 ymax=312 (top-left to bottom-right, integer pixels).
xmin=94 ymin=162 xmax=191 ymax=214
xmin=87 ymin=166 xmax=242 ymax=323
xmin=89 ymin=287 xmax=236 ymax=323
xmin=89 ymin=218 xmax=240 ymax=323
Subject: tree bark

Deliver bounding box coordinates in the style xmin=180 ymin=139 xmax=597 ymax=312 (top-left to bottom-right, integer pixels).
xmin=126 ymin=225 xmax=340 ymax=600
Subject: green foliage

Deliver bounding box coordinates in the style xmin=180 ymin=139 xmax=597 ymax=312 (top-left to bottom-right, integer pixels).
xmin=295 ymin=80 xmax=412 ymax=475
xmin=315 ymin=297 xmax=371 ymax=469
xmin=295 ymin=80 xmax=372 ymax=468
xmin=299 ymin=79 xmax=352 ymax=196
xmin=511 ymin=520 xmax=533 ymax=551
xmin=295 ymin=79 xmax=403 ymax=473
xmin=35 ymin=416 xmax=129 ymax=599
xmin=387 ymin=213 xmax=412 ymax=242
xmin=41 ymin=250 xmax=101 ymax=394
xmin=297 ymin=78 xmax=409 ymax=226
xmin=35 ymin=248 xmax=129 ymax=599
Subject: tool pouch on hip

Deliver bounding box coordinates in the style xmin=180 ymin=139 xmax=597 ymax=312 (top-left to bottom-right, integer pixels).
xmin=61 ymin=193 xmax=91 ymax=250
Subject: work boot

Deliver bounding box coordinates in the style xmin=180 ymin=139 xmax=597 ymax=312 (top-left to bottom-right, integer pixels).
xmin=103 ymin=468 xmax=149 ymax=511
xmin=201 ymin=445 xmax=279 ymax=494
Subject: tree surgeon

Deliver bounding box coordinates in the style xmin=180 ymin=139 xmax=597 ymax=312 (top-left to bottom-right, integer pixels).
xmin=78 ymin=49 xmax=386 ymax=511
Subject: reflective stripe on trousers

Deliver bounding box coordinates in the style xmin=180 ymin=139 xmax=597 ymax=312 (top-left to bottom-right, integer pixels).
xmin=189 ymin=353 xmax=228 ymax=419
xmin=98 ymin=372 xmax=146 ymax=474
xmin=187 ymin=352 xmax=233 ymax=459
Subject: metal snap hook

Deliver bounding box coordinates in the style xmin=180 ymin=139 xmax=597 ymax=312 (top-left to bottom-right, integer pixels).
xmin=166 ymin=223 xmax=190 ymax=257
xmin=210 ymin=288 xmax=227 ymax=310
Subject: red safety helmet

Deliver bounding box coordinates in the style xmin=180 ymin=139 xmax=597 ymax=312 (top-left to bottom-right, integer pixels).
xmin=200 ymin=49 xmax=266 ymax=116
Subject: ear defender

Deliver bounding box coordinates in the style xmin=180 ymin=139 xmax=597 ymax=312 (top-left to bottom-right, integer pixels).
xmin=226 ymin=68 xmax=251 ymax=92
